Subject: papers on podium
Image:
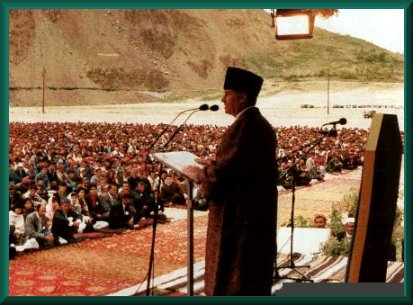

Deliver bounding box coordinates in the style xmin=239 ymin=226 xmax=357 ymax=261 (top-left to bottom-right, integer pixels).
xmin=152 ymin=151 xmax=204 ymax=183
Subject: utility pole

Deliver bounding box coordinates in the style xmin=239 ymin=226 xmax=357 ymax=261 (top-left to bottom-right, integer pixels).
xmin=42 ymin=67 xmax=45 ymax=114
xmin=327 ymin=70 xmax=330 ymax=115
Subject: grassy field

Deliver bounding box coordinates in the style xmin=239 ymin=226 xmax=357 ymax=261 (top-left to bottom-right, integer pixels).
xmin=244 ymin=29 xmax=404 ymax=83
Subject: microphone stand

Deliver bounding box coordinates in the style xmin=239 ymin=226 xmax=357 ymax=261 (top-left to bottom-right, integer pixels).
xmin=160 ymin=109 xmax=202 ymax=296
xmin=148 ymin=116 xmax=181 ymax=152
xmin=162 ymin=110 xmax=200 ymax=149
xmin=147 ymin=105 xmax=207 ymax=151
xmin=276 ymin=128 xmax=337 ymax=164
xmin=145 ymin=107 xmax=208 ymax=296
xmin=162 ymin=105 xmax=219 ymax=149
xmin=186 ymin=178 xmax=195 ymax=296
xmin=274 ymin=126 xmax=338 ymax=283
xmin=144 ymin=107 xmax=198 ymax=295
xmin=145 ymin=161 xmax=164 ymax=296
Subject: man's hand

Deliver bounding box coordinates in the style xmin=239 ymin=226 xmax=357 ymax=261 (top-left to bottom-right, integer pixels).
xmin=184 ymin=166 xmax=203 ymax=183
xmin=195 ymin=158 xmax=211 ymax=167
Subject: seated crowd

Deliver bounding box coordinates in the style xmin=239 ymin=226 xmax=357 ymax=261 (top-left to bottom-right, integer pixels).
xmin=9 ymin=122 xmax=402 ymax=256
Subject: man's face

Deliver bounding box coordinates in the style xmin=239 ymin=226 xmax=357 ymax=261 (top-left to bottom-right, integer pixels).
xmin=109 ymin=186 xmax=117 ymax=195
xmin=24 ymin=201 xmax=33 ymax=210
xmin=29 ymin=188 xmax=36 ymax=196
xmin=51 ymin=197 xmax=59 ymax=208
xmin=314 ymin=217 xmax=326 ymax=228
xmin=165 ymin=177 xmax=172 ymax=185
xmin=89 ymin=186 xmax=97 ymax=194
xmin=221 ymin=90 xmax=246 ymax=117
xmin=61 ymin=203 xmax=71 ymax=214
xmin=137 ymin=183 xmax=145 ymax=193
xmin=122 ymin=197 xmax=129 ymax=206
xmin=37 ymin=206 xmax=46 ymax=217
xmin=345 ymin=223 xmax=355 ymax=236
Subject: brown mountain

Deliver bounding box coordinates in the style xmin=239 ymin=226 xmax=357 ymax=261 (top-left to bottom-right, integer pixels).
xmin=9 ymin=9 xmax=403 ymax=106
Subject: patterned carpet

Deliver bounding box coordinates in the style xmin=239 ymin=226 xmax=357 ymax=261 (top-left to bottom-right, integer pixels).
xmin=10 ymin=213 xmax=404 ymax=296
xmin=9 ymin=215 xmax=208 ymax=296
xmin=9 ymin=168 xmax=404 ymax=296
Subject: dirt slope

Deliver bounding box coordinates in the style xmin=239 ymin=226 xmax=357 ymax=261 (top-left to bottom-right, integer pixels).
xmin=9 ymin=9 xmax=403 ymax=106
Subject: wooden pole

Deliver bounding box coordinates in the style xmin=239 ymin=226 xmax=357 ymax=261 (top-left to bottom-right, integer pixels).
xmin=42 ymin=67 xmax=45 ymax=114
xmin=327 ymin=71 xmax=330 ymax=115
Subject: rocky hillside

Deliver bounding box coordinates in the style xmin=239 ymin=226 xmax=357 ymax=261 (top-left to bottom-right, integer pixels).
xmin=9 ymin=9 xmax=404 ymax=106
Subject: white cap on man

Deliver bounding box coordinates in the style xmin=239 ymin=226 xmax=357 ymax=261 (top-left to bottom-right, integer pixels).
xmin=344 ymin=217 xmax=355 ymax=225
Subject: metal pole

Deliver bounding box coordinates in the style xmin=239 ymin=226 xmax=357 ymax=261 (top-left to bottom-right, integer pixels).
xmin=187 ymin=180 xmax=194 ymax=296
xmin=146 ymin=163 xmax=163 ymax=296
xmin=42 ymin=67 xmax=45 ymax=114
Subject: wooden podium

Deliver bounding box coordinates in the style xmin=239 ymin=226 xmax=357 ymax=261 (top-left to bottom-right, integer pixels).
xmin=152 ymin=151 xmax=203 ymax=295
xmin=346 ymin=114 xmax=403 ymax=282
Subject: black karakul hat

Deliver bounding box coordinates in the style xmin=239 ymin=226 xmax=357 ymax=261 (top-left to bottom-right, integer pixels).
xmin=223 ymin=67 xmax=263 ymax=101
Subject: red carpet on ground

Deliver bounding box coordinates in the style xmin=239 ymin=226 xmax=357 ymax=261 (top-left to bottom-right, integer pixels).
xmin=9 ymin=216 xmax=208 ymax=296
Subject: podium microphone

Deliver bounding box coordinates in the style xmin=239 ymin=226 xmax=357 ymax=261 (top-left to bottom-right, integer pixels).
xmin=147 ymin=104 xmax=209 ymax=151
xmin=210 ymin=104 xmax=219 ymax=111
xmin=197 ymin=104 xmax=210 ymax=111
xmin=321 ymin=118 xmax=347 ymax=126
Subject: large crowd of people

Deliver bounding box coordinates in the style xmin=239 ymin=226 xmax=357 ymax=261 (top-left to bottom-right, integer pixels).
xmin=8 ymin=121 xmax=403 ymax=256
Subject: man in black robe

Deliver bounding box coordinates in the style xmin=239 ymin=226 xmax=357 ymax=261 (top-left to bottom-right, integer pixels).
xmin=188 ymin=67 xmax=278 ymax=295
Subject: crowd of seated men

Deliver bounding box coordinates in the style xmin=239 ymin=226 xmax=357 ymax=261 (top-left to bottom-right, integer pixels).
xmin=10 ymin=122 xmax=402 ymax=257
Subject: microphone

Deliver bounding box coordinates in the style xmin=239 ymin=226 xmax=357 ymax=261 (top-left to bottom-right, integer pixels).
xmin=210 ymin=104 xmax=219 ymax=111
xmin=322 ymin=118 xmax=347 ymax=126
xmin=147 ymin=104 xmax=209 ymax=151
xmin=199 ymin=104 xmax=209 ymax=111
xmin=162 ymin=105 xmax=215 ymax=149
